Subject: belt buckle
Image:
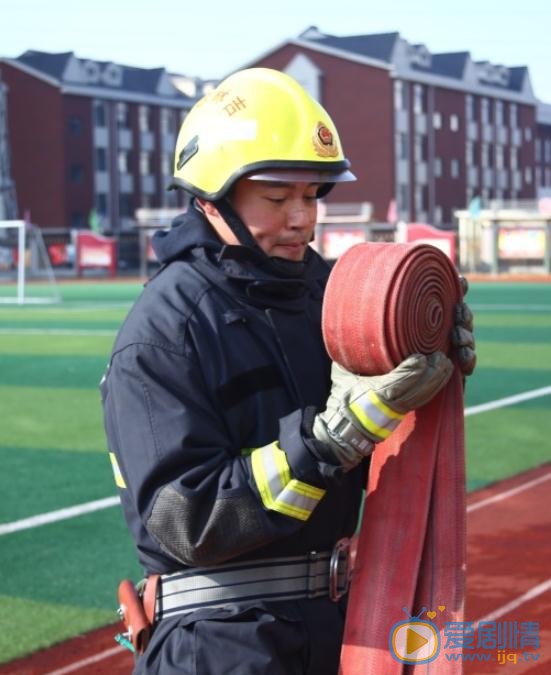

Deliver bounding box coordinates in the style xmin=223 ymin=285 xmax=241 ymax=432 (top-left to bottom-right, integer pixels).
xmin=329 ymin=537 xmax=351 ymax=602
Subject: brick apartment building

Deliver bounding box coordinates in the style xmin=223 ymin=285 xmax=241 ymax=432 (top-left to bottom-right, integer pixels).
xmin=0 ymin=71 xmax=17 ymax=220
xmin=245 ymin=27 xmax=550 ymax=225
xmin=2 ymin=33 xmax=551 ymax=236
xmin=0 ymin=51 xmax=210 ymax=232
xmin=536 ymin=102 xmax=551 ymax=199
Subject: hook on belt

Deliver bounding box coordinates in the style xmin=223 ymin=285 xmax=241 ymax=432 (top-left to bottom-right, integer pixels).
xmin=329 ymin=537 xmax=353 ymax=602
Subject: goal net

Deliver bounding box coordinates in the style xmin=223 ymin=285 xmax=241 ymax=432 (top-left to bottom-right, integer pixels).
xmin=0 ymin=220 xmax=61 ymax=304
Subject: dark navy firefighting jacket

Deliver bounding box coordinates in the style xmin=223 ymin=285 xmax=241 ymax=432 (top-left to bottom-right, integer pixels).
xmin=101 ymin=207 xmax=365 ymax=575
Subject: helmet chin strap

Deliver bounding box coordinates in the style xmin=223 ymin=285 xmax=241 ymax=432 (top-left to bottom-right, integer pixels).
xmin=213 ymin=199 xmax=307 ymax=279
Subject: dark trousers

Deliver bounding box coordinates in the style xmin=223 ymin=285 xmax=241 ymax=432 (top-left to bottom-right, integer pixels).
xmin=134 ymin=596 xmax=347 ymax=675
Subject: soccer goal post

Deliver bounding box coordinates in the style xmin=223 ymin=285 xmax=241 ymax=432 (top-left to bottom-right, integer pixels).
xmin=0 ymin=220 xmax=61 ymax=304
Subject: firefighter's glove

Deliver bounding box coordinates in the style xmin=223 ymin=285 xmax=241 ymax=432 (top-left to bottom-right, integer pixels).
xmin=454 ymin=276 xmax=476 ymax=376
xmin=312 ymin=352 xmax=453 ymax=471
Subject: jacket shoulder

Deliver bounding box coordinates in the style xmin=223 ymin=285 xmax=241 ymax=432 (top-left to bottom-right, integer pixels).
xmin=112 ymin=260 xmax=212 ymax=354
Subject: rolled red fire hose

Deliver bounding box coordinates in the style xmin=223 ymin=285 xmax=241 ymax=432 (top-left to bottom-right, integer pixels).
xmin=322 ymin=242 xmax=466 ymax=675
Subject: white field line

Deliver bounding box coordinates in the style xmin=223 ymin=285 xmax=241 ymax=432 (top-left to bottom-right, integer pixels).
xmin=467 ymin=471 xmax=551 ymax=513
xmin=46 ymin=302 xmax=133 ymax=310
xmin=0 ymin=496 xmax=120 ymax=535
xmin=0 ymin=385 xmax=549 ymax=537
xmin=6 ymin=471 xmax=549 ymax=535
xmin=37 ymin=470 xmax=551 ymax=675
xmin=472 ymin=578 xmax=551 ymax=632
xmin=470 ymin=304 xmax=551 ymax=311
xmin=0 ymin=328 xmax=117 ymax=336
xmin=465 ymin=385 xmax=551 ymax=417
xmin=0 ymin=302 xmax=132 ymax=310
xmin=43 ymin=645 xmax=126 ymax=675
xmin=8 ymin=387 xmax=550 ymax=673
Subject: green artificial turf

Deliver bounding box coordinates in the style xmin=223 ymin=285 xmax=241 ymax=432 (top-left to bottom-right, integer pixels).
xmin=0 ymin=280 xmax=550 ymax=663
xmin=0 ymin=596 xmax=117 ymax=662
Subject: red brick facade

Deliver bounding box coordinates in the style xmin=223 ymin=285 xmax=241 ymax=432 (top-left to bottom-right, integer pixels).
xmin=1 ymin=64 xmax=66 ymax=226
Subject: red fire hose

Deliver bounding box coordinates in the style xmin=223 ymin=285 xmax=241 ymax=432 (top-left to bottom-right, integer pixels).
xmin=322 ymin=242 xmax=466 ymax=675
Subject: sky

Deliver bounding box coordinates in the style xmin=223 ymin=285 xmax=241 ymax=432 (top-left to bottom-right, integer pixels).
xmin=2 ymin=0 xmax=551 ymax=102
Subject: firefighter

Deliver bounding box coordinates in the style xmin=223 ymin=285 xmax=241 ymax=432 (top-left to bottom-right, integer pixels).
xmin=101 ymin=67 xmax=475 ymax=674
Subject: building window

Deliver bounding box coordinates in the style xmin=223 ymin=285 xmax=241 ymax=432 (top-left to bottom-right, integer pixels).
xmin=413 ymin=84 xmax=424 ymax=114
xmin=450 ymin=159 xmax=460 ymax=179
xmin=394 ymin=80 xmax=407 ymax=111
xmin=414 ymin=185 xmax=427 ymax=213
xmin=95 ymin=148 xmax=107 ymax=172
xmin=434 ymin=157 xmax=442 ymax=177
xmin=466 ymin=95 xmax=475 ymax=122
xmin=481 ymin=98 xmax=490 ymax=125
xmin=509 ymin=103 xmax=518 ymax=128
xmin=116 ymin=102 xmax=130 ymax=129
xmin=396 ymin=132 xmax=408 ymax=160
xmin=118 ymin=150 xmax=130 ymax=174
xmin=433 ymin=112 xmax=442 ymax=129
xmin=398 ymin=184 xmax=409 ymax=211
xmin=524 ymin=167 xmax=532 ymax=184
xmin=71 ymin=212 xmax=85 ymax=228
xmin=510 ymin=147 xmax=518 ymax=170
xmin=119 ymin=194 xmax=133 ymax=218
xmin=160 ymin=108 xmax=175 ymax=135
xmin=68 ymin=115 xmax=83 ymax=136
xmin=495 ymin=145 xmax=504 ymax=170
xmin=69 ymin=164 xmax=84 ymax=183
xmin=161 ymin=152 xmax=171 ymax=175
xmin=434 ymin=205 xmax=443 ymax=224
xmin=138 ymin=105 xmax=151 ymax=133
xmin=481 ymin=143 xmax=489 ymax=168
xmin=524 ymin=127 xmax=532 ymax=142
xmin=93 ymin=100 xmax=106 ymax=127
xmin=450 ymin=114 xmax=459 ymax=132
xmin=414 ymin=134 xmax=425 ymax=162
xmin=495 ymin=100 xmax=504 ymax=126
xmin=466 ymin=141 xmax=474 ymax=166
xmin=546 ymin=140 xmax=551 ymax=163
xmin=96 ymin=194 xmax=108 ymax=215
xmin=536 ymin=139 xmax=542 ymax=162
xmin=139 ymin=151 xmax=152 ymax=176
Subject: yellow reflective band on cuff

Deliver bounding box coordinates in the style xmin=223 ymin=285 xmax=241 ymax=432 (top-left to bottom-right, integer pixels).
xmin=349 ymin=390 xmax=405 ymax=441
xmin=109 ymin=452 xmax=127 ymax=489
xmin=251 ymin=442 xmax=325 ymax=521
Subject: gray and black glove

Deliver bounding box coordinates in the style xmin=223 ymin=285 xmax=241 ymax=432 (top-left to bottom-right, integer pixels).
xmin=312 ymin=352 xmax=453 ymax=471
xmin=454 ymin=276 xmax=476 ymax=376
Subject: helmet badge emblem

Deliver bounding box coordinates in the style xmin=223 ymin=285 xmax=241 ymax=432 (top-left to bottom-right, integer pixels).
xmin=313 ymin=122 xmax=339 ymax=158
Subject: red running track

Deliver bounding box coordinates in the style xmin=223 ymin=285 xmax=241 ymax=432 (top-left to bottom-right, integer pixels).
xmin=464 ymin=463 xmax=551 ymax=674
xmin=1 ymin=463 xmax=550 ymax=675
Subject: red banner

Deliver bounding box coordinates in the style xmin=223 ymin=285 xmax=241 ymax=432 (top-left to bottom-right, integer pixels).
xmin=75 ymin=231 xmax=117 ymax=277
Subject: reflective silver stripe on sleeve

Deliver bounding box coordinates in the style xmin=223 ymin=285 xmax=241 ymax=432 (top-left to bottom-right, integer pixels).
xmin=251 ymin=442 xmax=326 ymax=521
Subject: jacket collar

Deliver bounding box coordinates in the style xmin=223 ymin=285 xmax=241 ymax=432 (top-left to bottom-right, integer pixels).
xmin=151 ymin=206 xmax=330 ymax=310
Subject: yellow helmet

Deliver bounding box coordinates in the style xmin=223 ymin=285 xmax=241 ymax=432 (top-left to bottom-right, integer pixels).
xmin=170 ymin=67 xmax=355 ymax=200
